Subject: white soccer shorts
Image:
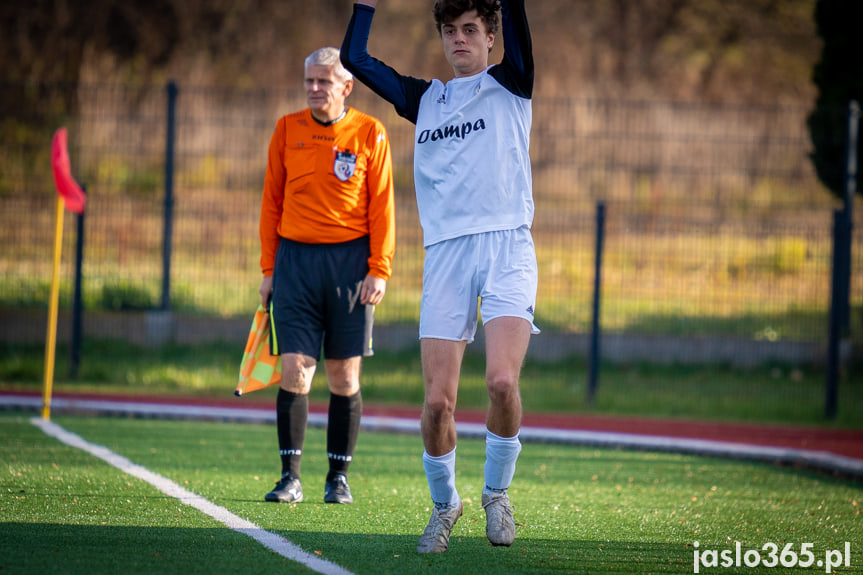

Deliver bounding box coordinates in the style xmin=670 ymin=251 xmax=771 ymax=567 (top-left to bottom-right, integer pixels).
xmin=419 ymin=226 xmax=540 ymax=343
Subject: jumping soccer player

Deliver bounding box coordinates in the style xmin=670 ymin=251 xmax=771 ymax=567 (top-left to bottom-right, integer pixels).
xmin=258 ymin=47 xmax=396 ymax=506
xmin=342 ymin=0 xmax=537 ymax=552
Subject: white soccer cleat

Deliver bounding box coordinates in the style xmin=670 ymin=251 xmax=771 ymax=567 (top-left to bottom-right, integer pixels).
xmin=482 ymin=491 xmax=515 ymax=546
xmin=416 ymin=501 xmax=463 ymax=553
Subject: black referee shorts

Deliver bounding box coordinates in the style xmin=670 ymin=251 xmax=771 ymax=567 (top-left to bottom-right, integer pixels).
xmin=269 ymin=236 xmax=374 ymax=361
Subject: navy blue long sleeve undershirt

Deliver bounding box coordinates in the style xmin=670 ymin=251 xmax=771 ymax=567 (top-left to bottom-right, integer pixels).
xmin=341 ymin=0 xmax=534 ymax=126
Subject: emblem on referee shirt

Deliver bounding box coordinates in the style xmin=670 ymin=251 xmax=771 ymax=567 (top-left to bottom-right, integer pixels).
xmin=333 ymin=150 xmax=357 ymax=182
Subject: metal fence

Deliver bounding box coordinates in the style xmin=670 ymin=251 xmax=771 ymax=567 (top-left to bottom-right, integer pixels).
xmin=0 ymin=82 xmax=860 ymax=367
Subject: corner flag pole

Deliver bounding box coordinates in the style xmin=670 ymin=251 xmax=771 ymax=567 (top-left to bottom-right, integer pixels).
xmin=43 ymin=127 xmax=87 ymax=420
xmin=42 ymin=196 xmax=65 ymax=419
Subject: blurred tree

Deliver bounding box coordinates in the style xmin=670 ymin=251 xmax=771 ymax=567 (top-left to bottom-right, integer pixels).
xmin=0 ymin=0 xmax=823 ymax=109
xmin=0 ymin=0 xmax=182 ymax=132
xmin=530 ymin=0 xmax=818 ymax=104
xmin=0 ymin=0 xmax=180 ymax=87
xmin=807 ymin=0 xmax=863 ymax=199
xmin=650 ymin=0 xmax=818 ymax=103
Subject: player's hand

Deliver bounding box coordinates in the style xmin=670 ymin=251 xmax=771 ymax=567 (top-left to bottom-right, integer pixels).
xmin=259 ymin=275 xmax=273 ymax=311
xmin=357 ymin=0 xmax=378 ymax=8
xmin=360 ymin=274 xmax=386 ymax=305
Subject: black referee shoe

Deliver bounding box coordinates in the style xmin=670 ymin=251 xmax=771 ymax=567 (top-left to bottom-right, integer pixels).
xmin=324 ymin=473 xmax=353 ymax=504
xmin=265 ymin=473 xmax=303 ymax=503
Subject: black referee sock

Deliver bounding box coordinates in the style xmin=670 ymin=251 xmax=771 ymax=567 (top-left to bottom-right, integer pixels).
xmin=327 ymin=391 xmax=362 ymax=478
xmin=276 ymin=389 xmax=308 ymax=479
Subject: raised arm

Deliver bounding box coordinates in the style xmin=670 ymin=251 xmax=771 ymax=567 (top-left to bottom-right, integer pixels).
xmin=341 ymin=2 xmax=429 ymax=124
xmin=491 ymin=0 xmax=534 ymax=99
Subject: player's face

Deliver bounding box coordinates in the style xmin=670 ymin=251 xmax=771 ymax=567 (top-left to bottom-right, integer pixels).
xmin=441 ymin=10 xmax=495 ymax=78
xmin=304 ymin=65 xmax=353 ymax=122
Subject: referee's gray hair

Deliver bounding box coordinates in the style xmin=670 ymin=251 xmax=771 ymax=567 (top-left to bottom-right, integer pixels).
xmin=305 ymin=47 xmax=353 ymax=83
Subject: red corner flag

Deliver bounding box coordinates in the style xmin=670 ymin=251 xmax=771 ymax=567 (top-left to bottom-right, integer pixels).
xmin=51 ymin=127 xmax=86 ymax=214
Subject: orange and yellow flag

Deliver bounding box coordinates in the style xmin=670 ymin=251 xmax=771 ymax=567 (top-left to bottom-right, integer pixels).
xmin=236 ymin=305 xmax=282 ymax=396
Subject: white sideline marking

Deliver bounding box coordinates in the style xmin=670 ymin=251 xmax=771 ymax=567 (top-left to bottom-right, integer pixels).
xmin=7 ymin=394 xmax=861 ymax=478
xmin=31 ymin=417 xmax=355 ymax=575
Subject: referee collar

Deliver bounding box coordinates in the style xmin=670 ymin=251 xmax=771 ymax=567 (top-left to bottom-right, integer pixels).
xmin=312 ymin=107 xmax=348 ymax=127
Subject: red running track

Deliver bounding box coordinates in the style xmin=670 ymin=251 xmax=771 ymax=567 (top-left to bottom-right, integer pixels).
xmin=7 ymin=390 xmax=861 ymax=463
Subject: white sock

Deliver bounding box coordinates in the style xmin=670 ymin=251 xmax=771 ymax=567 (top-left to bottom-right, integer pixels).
xmin=423 ymin=448 xmax=459 ymax=508
xmin=484 ymin=430 xmax=522 ymax=494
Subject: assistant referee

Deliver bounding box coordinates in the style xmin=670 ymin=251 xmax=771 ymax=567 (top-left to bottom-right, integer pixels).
xmin=258 ymin=46 xmax=396 ymax=506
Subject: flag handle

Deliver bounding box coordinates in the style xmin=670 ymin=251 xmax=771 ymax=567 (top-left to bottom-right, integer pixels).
xmin=42 ymin=196 xmax=65 ymax=420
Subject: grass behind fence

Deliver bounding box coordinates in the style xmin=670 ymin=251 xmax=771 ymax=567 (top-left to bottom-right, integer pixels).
xmin=2 ymin=193 xmax=860 ymax=341
xmin=3 ymin=89 xmax=861 ymax=348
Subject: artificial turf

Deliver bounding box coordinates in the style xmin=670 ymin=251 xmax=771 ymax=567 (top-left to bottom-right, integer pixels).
xmin=2 ymin=414 xmax=860 ymax=574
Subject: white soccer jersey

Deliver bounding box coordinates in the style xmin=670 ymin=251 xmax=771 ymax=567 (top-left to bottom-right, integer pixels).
xmin=343 ymin=0 xmax=535 ymax=247
xmin=413 ymin=71 xmax=533 ymax=246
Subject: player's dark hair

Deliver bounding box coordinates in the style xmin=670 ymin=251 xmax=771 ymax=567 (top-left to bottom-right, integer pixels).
xmin=433 ymin=0 xmax=500 ymax=36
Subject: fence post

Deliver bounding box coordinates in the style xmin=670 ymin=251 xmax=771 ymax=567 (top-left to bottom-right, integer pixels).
xmin=839 ymin=100 xmax=859 ymax=333
xmin=69 ymin=206 xmax=85 ymax=378
xmin=844 ymin=101 xmax=859 ymax=219
xmin=161 ymin=81 xmax=178 ymax=311
xmin=825 ymin=100 xmax=859 ymax=420
xmin=587 ymin=202 xmax=606 ymax=406
xmin=826 ymin=209 xmax=846 ymax=420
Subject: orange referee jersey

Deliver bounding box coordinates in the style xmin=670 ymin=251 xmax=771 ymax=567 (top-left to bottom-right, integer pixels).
xmin=260 ymin=107 xmax=395 ymax=280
